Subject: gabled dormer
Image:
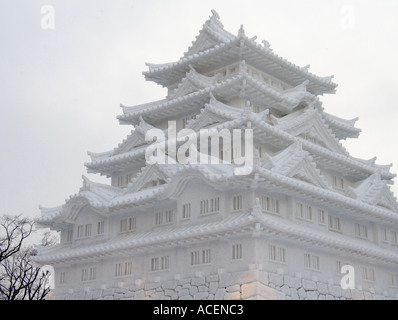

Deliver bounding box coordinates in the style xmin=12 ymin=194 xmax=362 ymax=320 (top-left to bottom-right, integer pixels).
xmin=273 ymin=106 xmax=347 ymax=155
xmin=169 ymin=66 xmax=217 ymax=99
xmin=264 ymin=141 xmax=330 ymax=189
xmin=348 ymin=173 xmax=398 ymax=212
xmin=183 ymin=10 xmax=235 ymax=57
xmin=187 ymin=96 xmax=241 ymax=131
xmin=126 ymin=163 xmax=176 ymax=193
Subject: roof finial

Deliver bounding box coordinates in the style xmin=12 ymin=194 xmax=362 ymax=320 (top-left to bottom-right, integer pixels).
xmin=262 ymin=40 xmax=272 ymax=52
xmin=210 ymin=9 xmax=220 ymax=20
xmin=240 ymin=60 xmax=248 ymax=74
xmin=321 ymin=75 xmax=335 ymax=83
xmin=238 ymin=24 xmax=246 ymax=37
xmin=244 ymin=100 xmax=252 ymax=115
xmin=251 ymin=197 xmax=262 ymax=217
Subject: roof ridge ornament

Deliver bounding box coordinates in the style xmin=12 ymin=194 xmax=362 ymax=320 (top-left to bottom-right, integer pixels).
xmin=321 ymin=75 xmax=335 ymax=83
xmin=210 ymin=9 xmax=220 ymax=20
xmin=239 ymin=60 xmax=248 ymax=75
xmin=244 ymin=100 xmax=252 ymax=115
xmin=251 ymin=197 xmax=262 ymax=217
xmin=238 ymin=24 xmax=246 ymax=38
xmin=262 ymin=40 xmax=273 ymax=52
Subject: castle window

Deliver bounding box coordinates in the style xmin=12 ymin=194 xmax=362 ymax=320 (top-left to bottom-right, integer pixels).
xmin=77 ymin=224 xmax=92 ymax=239
xmin=120 ymin=217 xmax=136 ymax=233
xmin=115 ymin=262 xmax=132 ymax=277
xmin=165 ymin=210 xmax=173 ymax=223
xmin=202 ymin=249 xmax=211 ymax=264
xmin=182 ymin=203 xmax=191 ymax=219
xmin=84 ymin=224 xmax=92 ymax=237
xmin=190 ymin=249 xmax=211 ymax=266
xmin=381 ymin=228 xmax=388 ymax=242
xmin=97 ymin=221 xmax=104 ymax=235
xmin=391 ymin=231 xmax=398 ymax=244
xmin=81 ymin=267 xmax=96 ymax=282
xmin=151 ymin=256 xmax=169 ymax=271
xmin=328 ymin=215 xmax=341 ymax=232
xmin=66 ymin=229 xmax=73 ymax=242
xmin=336 ymin=260 xmax=350 ymax=274
xmin=190 ymin=251 xmax=200 ymax=266
xmin=116 ymin=174 xmax=133 ymax=187
xmin=155 ymin=210 xmax=173 ymax=226
xmin=318 ymin=209 xmax=326 ymax=225
xmin=304 ymin=253 xmax=320 ymax=270
xmin=333 ymin=175 xmax=345 ymax=190
xmin=200 ymin=197 xmax=219 ymax=215
xmin=59 ymin=272 xmax=66 ymax=284
xmin=200 ymin=200 xmax=209 ymax=215
xmin=261 ymin=196 xmax=280 ymax=215
xmin=362 ymin=267 xmax=375 ymax=282
xmin=155 ymin=212 xmax=163 ymax=225
xmin=232 ymin=244 xmax=242 ymax=260
xmin=210 ymin=197 xmax=219 ymax=213
xmin=269 ymin=245 xmax=286 ymax=263
xmin=295 ymin=202 xmax=313 ymax=221
xmin=77 ymin=225 xmax=84 ymax=238
xmin=233 ymin=195 xmax=242 ymax=211
xmin=354 ymin=223 xmax=368 ymax=239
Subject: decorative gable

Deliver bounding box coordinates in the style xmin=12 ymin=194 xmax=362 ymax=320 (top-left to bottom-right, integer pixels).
xmin=266 ymin=141 xmax=330 ymax=189
xmin=113 ymin=130 xmax=146 ymax=156
xmin=188 ymin=107 xmax=230 ymax=132
xmin=184 ymin=10 xmax=235 ymax=57
xmin=127 ymin=164 xmax=172 ymax=193
xmin=378 ymin=189 xmax=398 ymax=212
xmin=348 ymin=173 xmax=398 ymax=212
xmin=170 ymin=66 xmax=217 ymax=99
xmin=93 ymin=117 xmax=155 ymax=159
xmin=274 ymin=107 xmax=347 ymax=154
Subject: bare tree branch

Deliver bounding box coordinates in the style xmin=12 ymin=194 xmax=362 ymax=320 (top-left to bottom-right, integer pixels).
xmin=0 ymin=215 xmax=51 ymax=300
xmin=0 ymin=215 xmax=34 ymax=263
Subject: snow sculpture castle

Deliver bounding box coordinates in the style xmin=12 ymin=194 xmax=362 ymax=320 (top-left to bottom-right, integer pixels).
xmin=35 ymin=11 xmax=398 ymax=300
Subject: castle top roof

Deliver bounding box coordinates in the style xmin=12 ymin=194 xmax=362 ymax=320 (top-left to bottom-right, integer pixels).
xmin=143 ymin=10 xmax=337 ymax=95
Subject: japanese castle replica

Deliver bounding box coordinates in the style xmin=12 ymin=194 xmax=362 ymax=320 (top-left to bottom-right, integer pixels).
xmin=35 ymin=11 xmax=398 ymax=300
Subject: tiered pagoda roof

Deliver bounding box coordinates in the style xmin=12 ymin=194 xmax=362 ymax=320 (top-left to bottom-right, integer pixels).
xmin=143 ymin=10 xmax=337 ymax=95
xmin=36 ymin=10 xmax=398 ymax=268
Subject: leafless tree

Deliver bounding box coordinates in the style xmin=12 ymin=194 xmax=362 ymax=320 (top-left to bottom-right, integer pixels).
xmin=0 ymin=247 xmax=50 ymax=300
xmin=40 ymin=230 xmax=59 ymax=247
xmin=0 ymin=215 xmax=33 ymax=264
xmin=0 ymin=215 xmax=52 ymax=300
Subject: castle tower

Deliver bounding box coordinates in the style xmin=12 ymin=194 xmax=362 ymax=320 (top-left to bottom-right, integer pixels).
xmin=35 ymin=11 xmax=398 ymax=300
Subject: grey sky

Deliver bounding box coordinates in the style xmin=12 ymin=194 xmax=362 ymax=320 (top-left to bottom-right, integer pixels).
xmin=1 ymin=0 xmax=398 ymax=224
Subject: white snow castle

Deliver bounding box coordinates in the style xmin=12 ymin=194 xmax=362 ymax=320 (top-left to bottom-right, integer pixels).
xmin=35 ymin=11 xmax=398 ymax=300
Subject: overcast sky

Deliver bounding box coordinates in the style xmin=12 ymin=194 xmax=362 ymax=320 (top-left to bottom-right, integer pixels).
xmin=1 ymin=0 xmax=398 ymax=231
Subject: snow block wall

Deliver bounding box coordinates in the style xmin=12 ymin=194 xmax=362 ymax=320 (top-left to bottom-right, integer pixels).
xmin=49 ymin=266 xmax=398 ymax=300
